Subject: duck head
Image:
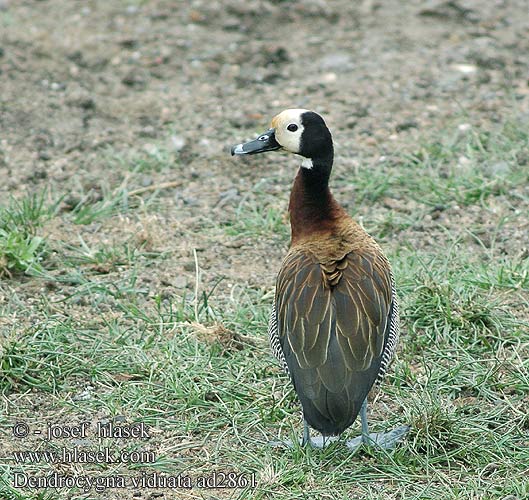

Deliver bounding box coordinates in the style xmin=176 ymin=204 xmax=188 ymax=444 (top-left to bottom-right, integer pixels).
xmin=231 ymin=109 xmax=333 ymax=169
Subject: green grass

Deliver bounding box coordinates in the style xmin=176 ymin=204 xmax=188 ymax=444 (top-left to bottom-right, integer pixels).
xmin=110 ymin=144 xmax=177 ymax=174
xmin=220 ymin=178 xmax=290 ymax=240
xmin=1 ymin=118 xmax=528 ymax=499
xmin=336 ymin=120 xmax=529 ymax=211
xmin=0 ymin=193 xmax=56 ymax=276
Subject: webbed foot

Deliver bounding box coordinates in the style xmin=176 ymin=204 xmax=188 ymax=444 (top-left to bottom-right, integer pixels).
xmin=346 ymin=425 xmax=410 ymax=452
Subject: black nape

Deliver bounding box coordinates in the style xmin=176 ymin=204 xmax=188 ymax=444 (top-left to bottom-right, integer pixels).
xmin=299 ymin=112 xmax=334 ymax=163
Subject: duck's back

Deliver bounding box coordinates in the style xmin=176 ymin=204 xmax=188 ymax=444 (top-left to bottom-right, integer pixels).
xmin=269 ymin=217 xmax=399 ymax=435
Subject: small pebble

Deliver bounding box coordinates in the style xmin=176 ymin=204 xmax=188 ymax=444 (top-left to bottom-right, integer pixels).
xmin=452 ymin=64 xmax=477 ymax=74
xmin=170 ymin=135 xmax=186 ymax=152
xmin=319 ymin=53 xmax=353 ymax=71
xmin=139 ymin=125 xmax=156 ymax=138
xmin=322 ymin=72 xmax=337 ymax=83
xmin=489 ymin=161 xmax=509 ymax=176
xmin=457 ymin=155 xmax=472 ymax=167
xmin=174 ymin=276 xmax=187 ymax=288
xmin=72 ymin=439 xmax=92 ymax=447
xmin=140 ymin=175 xmax=153 ymax=187
xmin=143 ymin=143 xmax=158 ymax=155
xmin=73 ymin=388 xmax=92 ymax=401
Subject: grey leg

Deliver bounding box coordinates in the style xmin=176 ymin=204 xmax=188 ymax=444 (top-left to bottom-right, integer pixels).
xmin=269 ymin=419 xmax=338 ymax=449
xmin=301 ymin=419 xmax=311 ymax=446
xmin=346 ymin=398 xmax=410 ymax=452
xmin=301 ymin=420 xmax=338 ymax=448
xmin=268 ymin=419 xmax=311 ymax=448
xmin=360 ymin=398 xmax=370 ymax=444
xmin=310 ymin=433 xmax=338 ymax=449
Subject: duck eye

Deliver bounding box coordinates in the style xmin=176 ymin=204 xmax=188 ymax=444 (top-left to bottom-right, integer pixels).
xmin=287 ymin=124 xmax=298 ymax=132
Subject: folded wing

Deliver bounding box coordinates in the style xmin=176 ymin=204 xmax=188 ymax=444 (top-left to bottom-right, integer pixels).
xmin=273 ymin=248 xmax=396 ymax=435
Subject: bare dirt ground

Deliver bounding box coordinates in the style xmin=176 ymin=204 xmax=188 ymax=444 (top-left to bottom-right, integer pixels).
xmin=2 ymin=0 xmax=529 ymax=292
xmin=1 ymin=0 xmax=527 ymax=307
xmin=1 ymin=0 xmax=529 ymax=499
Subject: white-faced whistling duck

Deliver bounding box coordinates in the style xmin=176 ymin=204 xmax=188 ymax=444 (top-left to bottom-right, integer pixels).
xmin=231 ymin=109 xmax=409 ymax=450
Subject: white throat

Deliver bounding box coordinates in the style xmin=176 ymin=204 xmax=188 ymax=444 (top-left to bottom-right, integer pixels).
xmin=301 ymin=158 xmax=313 ymax=170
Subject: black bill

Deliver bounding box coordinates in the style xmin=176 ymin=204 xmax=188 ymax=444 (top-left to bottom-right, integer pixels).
xmin=231 ymin=128 xmax=281 ymax=155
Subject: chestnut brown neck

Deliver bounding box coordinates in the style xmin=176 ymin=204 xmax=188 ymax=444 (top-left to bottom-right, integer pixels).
xmin=288 ymin=163 xmax=344 ymax=243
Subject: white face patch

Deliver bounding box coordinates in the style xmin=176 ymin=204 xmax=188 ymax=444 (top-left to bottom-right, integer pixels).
xmin=301 ymin=158 xmax=313 ymax=169
xmin=271 ymin=109 xmax=308 ymax=154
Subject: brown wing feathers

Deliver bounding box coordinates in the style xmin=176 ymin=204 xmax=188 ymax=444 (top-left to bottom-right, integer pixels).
xmin=232 ymin=109 xmax=398 ymax=437
xmin=275 ymin=237 xmax=393 ymax=435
